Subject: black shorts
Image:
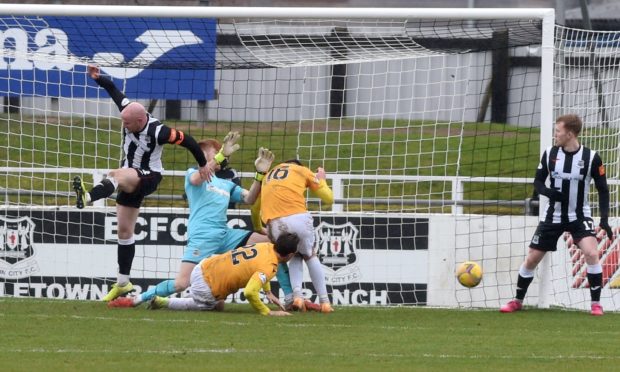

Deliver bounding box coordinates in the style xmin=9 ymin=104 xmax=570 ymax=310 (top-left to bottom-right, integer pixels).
xmin=530 ymin=218 xmax=596 ymax=252
xmin=116 ymin=169 xmax=162 ymax=209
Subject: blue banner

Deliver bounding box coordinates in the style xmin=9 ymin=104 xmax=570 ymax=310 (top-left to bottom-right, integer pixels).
xmin=0 ymin=16 xmax=217 ymax=100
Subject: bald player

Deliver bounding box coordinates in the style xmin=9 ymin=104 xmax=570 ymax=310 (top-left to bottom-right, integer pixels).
xmin=73 ymin=65 xmax=228 ymax=302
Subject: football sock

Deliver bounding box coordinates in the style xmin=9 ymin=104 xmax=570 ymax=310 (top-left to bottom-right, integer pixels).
xmin=289 ymin=255 xmax=304 ymax=298
xmin=168 ymin=298 xmax=201 ymax=310
xmin=117 ymin=274 xmax=130 ymax=287
xmin=140 ymin=280 xmax=176 ymax=303
xmin=276 ymin=263 xmax=293 ymax=297
xmin=117 ymin=237 xmax=135 ymax=279
xmin=515 ymin=264 xmax=535 ymax=301
xmin=306 ymin=256 xmax=329 ymax=303
xmin=89 ymin=178 xmax=116 ymax=202
xmin=586 ymin=263 xmax=603 ymax=302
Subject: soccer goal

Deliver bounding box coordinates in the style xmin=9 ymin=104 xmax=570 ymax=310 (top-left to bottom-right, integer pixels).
xmin=0 ymin=5 xmax=618 ymax=311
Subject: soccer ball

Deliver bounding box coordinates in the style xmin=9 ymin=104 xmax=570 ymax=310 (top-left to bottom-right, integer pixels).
xmin=456 ymin=261 xmax=482 ymax=288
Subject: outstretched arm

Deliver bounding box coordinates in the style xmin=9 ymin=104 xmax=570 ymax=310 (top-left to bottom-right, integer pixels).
xmin=88 ymin=65 xmax=129 ymax=112
xmin=244 ymin=273 xmax=290 ymax=316
xmin=241 ymin=147 xmax=275 ymax=205
xmin=310 ymin=167 xmax=334 ymax=205
xmin=163 ymin=128 xmax=207 ymax=167
xmin=158 ymin=126 xmax=212 ymax=181
xmin=250 ymin=198 xmax=266 ymax=234
xmin=241 ymin=183 xmax=261 ymax=206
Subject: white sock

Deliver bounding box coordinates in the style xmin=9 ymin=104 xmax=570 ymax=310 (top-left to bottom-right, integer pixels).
xmin=168 ymin=297 xmax=201 ymax=310
xmin=306 ymin=256 xmax=329 ymax=303
xmin=289 ymin=255 xmax=304 ymax=298
xmin=519 ymin=264 xmax=535 ymax=278
xmin=117 ymin=274 xmax=130 ymax=286
xmin=587 ymin=263 xmax=603 ymax=274
xmin=85 ymin=193 xmax=92 ymax=203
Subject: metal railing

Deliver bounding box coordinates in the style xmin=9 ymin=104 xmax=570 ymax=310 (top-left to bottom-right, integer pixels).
xmin=3 ymin=167 xmax=618 ymax=214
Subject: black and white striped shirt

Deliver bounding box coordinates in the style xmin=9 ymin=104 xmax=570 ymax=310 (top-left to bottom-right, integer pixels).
xmin=537 ymin=145 xmax=607 ymax=224
xmin=121 ymin=113 xmax=168 ymax=172
xmin=95 ymin=76 xmax=182 ymax=173
xmin=94 ymin=76 xmax=201 ymax=173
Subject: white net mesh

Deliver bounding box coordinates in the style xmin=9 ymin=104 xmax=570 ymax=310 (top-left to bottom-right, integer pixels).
xmin=7 ymin=10 xmax=616 ymax=311
xmin=549 ymin=25 xmax=620 ymax=311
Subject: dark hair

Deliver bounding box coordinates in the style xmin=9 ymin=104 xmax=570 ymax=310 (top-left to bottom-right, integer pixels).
xmin=274 ymin=233 xmax=299 ymax=256
xmin=284 ymin=159 xmax=303 ymax=166
xmin=556 ymin=114 xmax=583 ymax=136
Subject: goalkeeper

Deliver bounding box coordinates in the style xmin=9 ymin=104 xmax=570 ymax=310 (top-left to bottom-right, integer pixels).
xmin=74 ymin=65 xmax=216 ymax=302
xmin=109 ymin=139 xmax=279 ymax=308
xmin=148 ymin=233 xmax=299 ymax=316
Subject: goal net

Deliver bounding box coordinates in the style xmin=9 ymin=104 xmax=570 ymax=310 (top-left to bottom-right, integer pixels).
xmin=0 ymin=6 xmax=617 ymax=311
xmin=546 ymin=25 xmax=620 ymax=311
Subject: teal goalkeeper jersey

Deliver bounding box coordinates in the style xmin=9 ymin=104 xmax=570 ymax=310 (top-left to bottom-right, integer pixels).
xmin=184 ymin=168 xmax=244 ymax=247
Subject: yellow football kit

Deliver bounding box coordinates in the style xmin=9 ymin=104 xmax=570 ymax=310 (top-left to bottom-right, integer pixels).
xmin=200 ymin=242 xmax=278 ymax=314
xmin=259 ymin=162 xmax=333 ymax=224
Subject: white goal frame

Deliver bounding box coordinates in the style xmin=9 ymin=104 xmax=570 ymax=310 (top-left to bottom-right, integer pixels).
xmin=0 ymin=4 xmax=556 ymax=308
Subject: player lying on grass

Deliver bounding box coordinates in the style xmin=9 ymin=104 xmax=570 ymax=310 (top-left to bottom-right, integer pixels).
xmin=108 ymin=136 xmax=273 ymax=307
xmin=148 ymin=233 xmax=301 ymax=316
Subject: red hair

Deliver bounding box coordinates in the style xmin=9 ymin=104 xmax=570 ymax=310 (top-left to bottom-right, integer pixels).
xmin=198 ymin=139 xmax=222 ymax=152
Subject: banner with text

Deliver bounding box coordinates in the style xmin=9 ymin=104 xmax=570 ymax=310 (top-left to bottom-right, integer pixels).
xmin=0 ymin=209 xmax=428 ymax=305
xmin=0 ymin=16 xmax=216 ymax=99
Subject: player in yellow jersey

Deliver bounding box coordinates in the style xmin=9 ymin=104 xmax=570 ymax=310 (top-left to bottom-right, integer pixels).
xmin=148 ymin=233 xmax=299 ymax=316
xmin=252 ymin=160 xmax=334 ymax=313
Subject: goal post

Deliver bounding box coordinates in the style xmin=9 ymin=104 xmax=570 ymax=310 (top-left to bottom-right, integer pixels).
xmin=2 ymin=5 xmax=618 ymax=311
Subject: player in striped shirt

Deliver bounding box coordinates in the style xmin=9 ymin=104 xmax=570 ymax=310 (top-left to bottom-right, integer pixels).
xmin=73 ymin=65 xmax=224 ymax=302
xmin=501 ymin=114 xmax=613 ymax=316
xmin=149 ymin=233 xmax=300 ymax=316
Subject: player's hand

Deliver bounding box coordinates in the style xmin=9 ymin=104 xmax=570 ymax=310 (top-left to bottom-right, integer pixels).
xmin=254 ymin=147 xmax=274 ymax=173
xmin=87 ymin=64 xmax=100 ymax=80
xmin=199 ymin=161 xmax=215 ymax=182
xmin=545 ymin=188 xmax=567 ymax=202
xmin=316 ymin=167 xmax=326 ymax=181
xmin=221 ymin=131 xmax=241 ymax=157
xmin=268 ymin=310 xmax=291 ymax=316
xmin=265 ymin=290 xmax=285 ymax=311
xmin=600 ymin=217 xmax=613 ymax=240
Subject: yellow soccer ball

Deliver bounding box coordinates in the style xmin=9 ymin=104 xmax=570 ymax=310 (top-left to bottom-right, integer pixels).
xmin=456 ymin=261 xmax=483 ymax=288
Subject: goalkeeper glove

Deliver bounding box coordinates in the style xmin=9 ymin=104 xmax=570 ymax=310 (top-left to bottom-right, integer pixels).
xmin=254 ymin=147 xmax=274 ymax=182
xmin=254 ymin=147 xmax=274 ymax=173
xmin=214 ymin=131 xmax=241 ymax=165
xmin=600 ymin=217 xmax=613 ymax=240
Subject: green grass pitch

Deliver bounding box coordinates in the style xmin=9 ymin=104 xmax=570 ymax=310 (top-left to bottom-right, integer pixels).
xmin=1 ymin=298 xmax=619 ymax=371
xmin=2 ymin=114 xmax=619 ymax=370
